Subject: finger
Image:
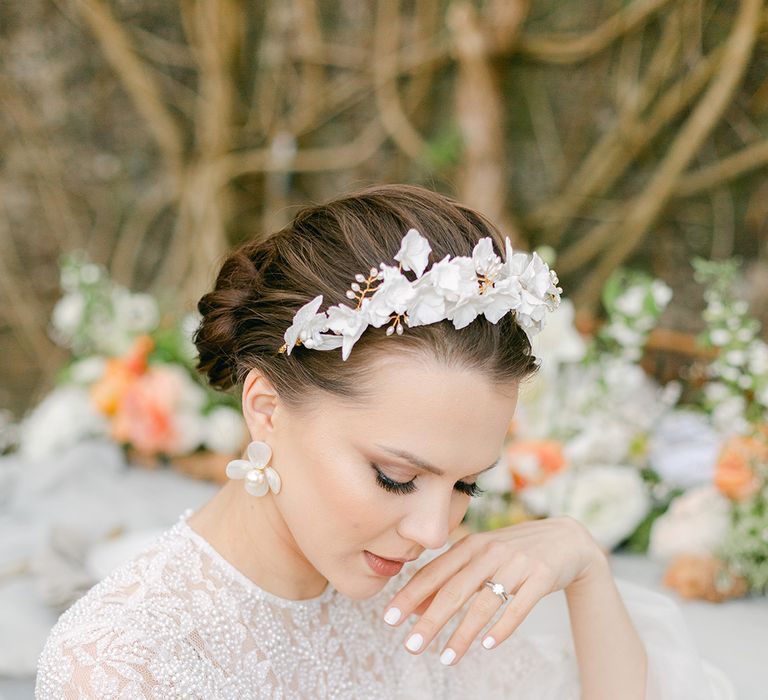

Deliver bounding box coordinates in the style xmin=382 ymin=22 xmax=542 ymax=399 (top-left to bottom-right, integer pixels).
xmin=397 ymin=549 xmax=505 ymax=657
xmin=435 ymin=561 xmax=529 ymax=666
xmin=382 ymin=536 xmax=478 ymax=627
xmin=412 ymin=592 xmax=436 ymax=617
xmin=477 ymin=573 xmax=552 ymax=652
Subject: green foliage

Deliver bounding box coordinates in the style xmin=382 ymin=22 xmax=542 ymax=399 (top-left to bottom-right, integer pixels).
xmin=423 ymin=122 xmax=463 ymax=170
xmin=716 ymin=485 xmax=768 ymax=595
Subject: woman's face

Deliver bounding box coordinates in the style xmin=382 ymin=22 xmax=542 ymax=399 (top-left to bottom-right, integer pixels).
xmin=243 ymin=353 xmax=519 ymax=600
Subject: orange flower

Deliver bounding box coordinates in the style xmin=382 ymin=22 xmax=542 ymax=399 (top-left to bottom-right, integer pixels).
xmin=714 ymin=435 xmax=767 ymax=501
xmin=90 ymin=335 xmax=154 ymax=415
xmin=662 ymin=554 xmax=748 ymax=602
xmin=111 ymin=366 xmax=181 ymax=455
xmin=505 ymin=439 xmax=566 ymax=490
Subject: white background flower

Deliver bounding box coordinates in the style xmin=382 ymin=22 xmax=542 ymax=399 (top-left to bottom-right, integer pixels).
xmin=555 ymin=466 xmax=650 ymax=550
xmin=51 ymin=294 xmax=85 ymax=339
xmin=647 ymin=410 xmax=721 ymax=488
xmin=648 ymin=485 xmax=730 ymax=560
xmin=204 ymin=406 xmax=247 ymax=454
xmin=19 ymin=386 xmax=110 ymax=460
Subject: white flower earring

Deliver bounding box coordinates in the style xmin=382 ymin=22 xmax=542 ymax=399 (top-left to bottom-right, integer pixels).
xmin=225 ymin=440 xmax=282 ymax=497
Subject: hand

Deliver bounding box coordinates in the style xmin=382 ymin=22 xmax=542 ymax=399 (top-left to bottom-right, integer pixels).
xmin=381 ymin=515 xmax=605 ymax=666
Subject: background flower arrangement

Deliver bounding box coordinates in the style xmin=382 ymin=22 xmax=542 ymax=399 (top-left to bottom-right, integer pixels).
xmin=657 ymin=259 xmax=768 ymax=600
xmin=467 ymin=257 xmax=767 ymax=600
xmin=17 ymin=252 xmax=247 ymax=474
xmin=11 ymin=250 xmax=768 ymax=600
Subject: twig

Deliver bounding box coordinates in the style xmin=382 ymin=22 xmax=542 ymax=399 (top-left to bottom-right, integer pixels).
xmin=0 ymin=211 xmax=60 ymax=373
xmin=373 ymin=0 xmax=430 ymax=162
xmin=575 ymin=0 xmax=764 ymax=310
xmin=158 ymin=0 xmax=242 ymax=299
xmin=109 ymin=182 xmax=175 ymax=288
xmin=289 ymin=0 xmax=326 ymax=133
xmin=210 ymin=119 xmax=388 ymax=183
xmin=515 ymin=0 xmax=673 ymax=64
xmin=131 ymin=25 xmax=197 ymax=68
xmin=674 ymin=139 xmax=768 ymax=196
xmin=447 ymin=1 xmax=526 ymax=245
xmin=527 ymin=11 xmax=683 ymax=244
xmin=72 ymin=0 xmax=185 ymax=176
xmin=556 ymin=45 xmax=723 ymax=273
xmin=0 ymin=75 xmax=85 ymax=250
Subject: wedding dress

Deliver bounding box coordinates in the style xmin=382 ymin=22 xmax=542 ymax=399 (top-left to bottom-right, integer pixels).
xmin=35 ymin=509 xmax=728 ymax=699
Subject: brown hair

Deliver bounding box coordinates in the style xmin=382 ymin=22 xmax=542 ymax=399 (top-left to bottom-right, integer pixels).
xmin=193 ymin=183 xmax=538 ymax=412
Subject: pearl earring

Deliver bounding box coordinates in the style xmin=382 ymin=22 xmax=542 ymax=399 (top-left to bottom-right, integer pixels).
xmin=225 ymin=440 xmax=281 ymax=497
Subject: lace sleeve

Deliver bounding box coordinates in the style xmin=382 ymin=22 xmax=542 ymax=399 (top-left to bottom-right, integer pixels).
xmin=35 ymin=609 xmax=183 ymax=699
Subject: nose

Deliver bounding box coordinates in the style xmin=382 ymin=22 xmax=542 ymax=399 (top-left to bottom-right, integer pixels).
xmin=397 ymin=489 xmax=453 ymax=551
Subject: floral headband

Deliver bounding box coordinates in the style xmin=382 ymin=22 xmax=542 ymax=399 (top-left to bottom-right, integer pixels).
xmin=278 ymin=228 xmax=562 ymax=361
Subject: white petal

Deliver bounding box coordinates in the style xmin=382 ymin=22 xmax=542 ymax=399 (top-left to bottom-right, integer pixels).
xmin=394 ymin=228 xmax=432 ymax=278
xmin=283 ymin=295 xmax=325 ymax=353
xmin=247 ymin=440 xmax=272 ymax=468
xmin=225 ymin=459 xmax=252 ymax=480
xmin=265 ymin=466 xmax=282 ymax=494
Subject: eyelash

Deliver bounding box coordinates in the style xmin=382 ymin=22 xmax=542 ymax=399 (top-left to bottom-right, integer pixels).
xmin=370 ymin=462 xmax=485 ymax=498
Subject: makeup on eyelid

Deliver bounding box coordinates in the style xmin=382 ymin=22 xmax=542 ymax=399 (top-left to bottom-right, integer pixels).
xmin=370 ymin=462 xmax=485 ymax=497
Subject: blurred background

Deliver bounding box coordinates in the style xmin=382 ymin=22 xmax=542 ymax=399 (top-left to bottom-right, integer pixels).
xmin=1 ymin=1 xmax=767 ymax=696
xmin=1 ymin=0 xmax=768 ymax=416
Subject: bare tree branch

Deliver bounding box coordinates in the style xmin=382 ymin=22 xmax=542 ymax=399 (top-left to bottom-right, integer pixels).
xmin=72 ymin=0 xmax=185 ymax=176
xmin=674 ymin=139 xmax=768 ymax=197
xmin=373 ymin=0 xmax=430 ymax=162
xmin=516 ymin=0 xmax=673 ymax=64
xmin=448 ymin=0 xmax=527 ymax=245
xmin=575 ymin=0 xmax=764 ymax=309
xmin=555 ymin=45 xmax=723 ymax=273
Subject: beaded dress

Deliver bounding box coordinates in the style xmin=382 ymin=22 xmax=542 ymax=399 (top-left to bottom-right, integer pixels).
xmin=36 ymin=509 xmax=726 ymax=699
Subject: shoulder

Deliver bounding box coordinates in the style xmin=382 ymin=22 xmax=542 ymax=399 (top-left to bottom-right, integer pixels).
xmin=35 ymin=520 xmax=239 ymax=699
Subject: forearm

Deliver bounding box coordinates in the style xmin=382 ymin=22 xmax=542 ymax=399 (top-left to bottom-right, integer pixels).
xmin=564 ymin=550 xmax=648 ymax=700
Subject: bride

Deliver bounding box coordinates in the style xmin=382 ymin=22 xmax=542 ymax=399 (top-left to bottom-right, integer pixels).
xmin=36 ymin=183 xmax=721 ymax=698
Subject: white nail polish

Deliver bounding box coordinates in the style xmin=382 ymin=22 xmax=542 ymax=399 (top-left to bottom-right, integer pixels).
xmin=384 ymin=607 xmax=401 ymax=625
xmin=482 ymin=636 xmax=496 ymax=649
xmin=405 ymin=633 xmax=423 ymax=651
xmin=440 ymin=648 xmax=456 ymax=665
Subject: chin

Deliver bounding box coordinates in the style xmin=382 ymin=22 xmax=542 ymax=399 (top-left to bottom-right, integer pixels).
xmin=324 ymin=556 xmax=392 ymax=600
xmin=334 ymin=578 xmax=389 ymax=600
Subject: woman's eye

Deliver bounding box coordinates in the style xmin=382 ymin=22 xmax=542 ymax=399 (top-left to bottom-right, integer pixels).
xmin=370 ymin=463 xmax=484 ymax=498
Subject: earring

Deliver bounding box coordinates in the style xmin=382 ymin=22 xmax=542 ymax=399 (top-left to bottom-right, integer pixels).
xmin=225 ymin=440 xmax=282 ymax=497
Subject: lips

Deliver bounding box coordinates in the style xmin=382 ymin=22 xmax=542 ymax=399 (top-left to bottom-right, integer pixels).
xmin=364 ymin=550 xmax=414 ymax=577
xmin=373 ymin=553 xmax=419 ymax=563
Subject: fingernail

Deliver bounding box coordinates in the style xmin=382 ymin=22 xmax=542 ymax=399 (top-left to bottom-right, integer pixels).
xmin=482 ymin=636 xmax=496 ymax=649
xmin=405 ymin=633 xmax=423 ymax=651
xmin=384 ymin=607 xmax=401 ymax=625
xmin=440 ymin=648 xmax=456 ymax=665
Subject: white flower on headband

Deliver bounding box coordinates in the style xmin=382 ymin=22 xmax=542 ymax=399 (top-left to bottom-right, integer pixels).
xmin=393 ymin=227 xmax=432 ymax=277
xmin=279 ymin=229 xmax=562 ymax=361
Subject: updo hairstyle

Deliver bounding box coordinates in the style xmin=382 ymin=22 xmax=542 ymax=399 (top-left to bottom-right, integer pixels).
xmin=193 ymin=183 xmax=539 ymax=413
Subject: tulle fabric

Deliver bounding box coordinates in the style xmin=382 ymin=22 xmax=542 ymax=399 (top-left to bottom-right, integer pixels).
xmin=480 ymin=575 xmax=725 ymax=699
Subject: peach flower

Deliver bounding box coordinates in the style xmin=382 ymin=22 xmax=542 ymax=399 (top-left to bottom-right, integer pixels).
xmin=111 ymin=366 xmax=181 ymax=455
xmin=714 ymin=434 xmax=767 ymax=501
xmin=662 ymin=554 xmax=748 ymax=603
xmin=90 ymin=335 xmax=154 ymax=416
xmin=505 ymin=439 xmax=566 ymax=490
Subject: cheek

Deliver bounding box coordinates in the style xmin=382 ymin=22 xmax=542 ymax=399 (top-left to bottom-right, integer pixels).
xmin=449 ymin=497 xmax=469 ymax=531
xmin=300 ymin=455 xmax=395 ymax=539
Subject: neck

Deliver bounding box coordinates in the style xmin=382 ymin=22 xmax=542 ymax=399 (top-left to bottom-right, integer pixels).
xmin=187 ymin=480 xmax=329 ymax=600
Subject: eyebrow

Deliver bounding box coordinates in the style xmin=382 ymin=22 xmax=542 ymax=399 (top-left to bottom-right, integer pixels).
xmin=373 ymin=444 xmax=500 ymax=477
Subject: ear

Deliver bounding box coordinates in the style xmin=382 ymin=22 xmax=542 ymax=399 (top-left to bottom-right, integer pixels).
xmin=241 ymin=367 xmax=279 ymax=439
